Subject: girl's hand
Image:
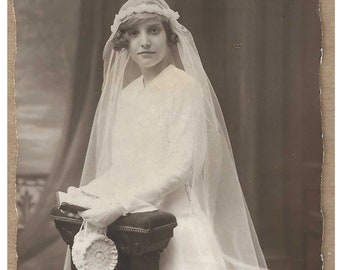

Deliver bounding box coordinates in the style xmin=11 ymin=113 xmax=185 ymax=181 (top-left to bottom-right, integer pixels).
xmin=78 ymin=198 xmax=125 ymax=228
xmin=67 ymin=186 xmax=82 ymax=196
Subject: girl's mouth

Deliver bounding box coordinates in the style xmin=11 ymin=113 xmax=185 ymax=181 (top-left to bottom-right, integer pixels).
xmin=138 ymin=51 xmax=155 ymax=55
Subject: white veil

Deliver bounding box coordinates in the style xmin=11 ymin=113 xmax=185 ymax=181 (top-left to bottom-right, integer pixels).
xmin=78 ymin=0 xmax=268 ymax=269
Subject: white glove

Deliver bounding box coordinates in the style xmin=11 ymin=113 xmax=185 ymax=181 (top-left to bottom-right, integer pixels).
xmin=78 ymin=195 xmax=157 ymax=228
xmin=78 ymin=196 xmax=125 ymax=228
xmin=67 ymin=186 xmax=83 ymax=196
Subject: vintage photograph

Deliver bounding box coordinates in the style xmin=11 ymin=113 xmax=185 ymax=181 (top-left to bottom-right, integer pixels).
xmin=14 ymin=0 xmax=323 ymax=269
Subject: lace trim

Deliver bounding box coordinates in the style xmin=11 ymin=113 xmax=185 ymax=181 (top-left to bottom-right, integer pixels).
xmin=111 ymin=4 xmax=180 ymax=32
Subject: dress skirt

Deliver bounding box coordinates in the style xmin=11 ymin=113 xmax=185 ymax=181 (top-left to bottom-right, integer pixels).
xmin=158 ymin=186 xmax=226 ymax=270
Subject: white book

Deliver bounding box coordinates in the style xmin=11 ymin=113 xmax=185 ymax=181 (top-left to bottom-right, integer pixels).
xmin=56 ymin=191 xmax=98 ymax=211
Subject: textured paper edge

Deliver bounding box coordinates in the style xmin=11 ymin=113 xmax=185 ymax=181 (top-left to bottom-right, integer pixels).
xmin=8 ymin=0 xmax=18 ymax=269
xmin=7 ymin=1 xmax=334 ymax=269
xmin=320 ymin=0 xmax=335 ymax=269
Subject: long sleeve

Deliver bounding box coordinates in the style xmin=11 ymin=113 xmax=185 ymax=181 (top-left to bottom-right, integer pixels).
xmin=127 ymin=79 xmax=204 ymax=204
xmin=77 ymin=79 xmax=204 ymax=227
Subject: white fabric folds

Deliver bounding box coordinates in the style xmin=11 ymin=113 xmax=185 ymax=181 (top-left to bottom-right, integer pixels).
xmin=64 ymin=0 xmax=268 ymax=269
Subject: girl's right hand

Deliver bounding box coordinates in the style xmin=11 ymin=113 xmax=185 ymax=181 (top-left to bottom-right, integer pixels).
xmin=78 ymin=198 xmax=125 ymax=228
xmin=67 ymin=186 xmax=82 ymax=196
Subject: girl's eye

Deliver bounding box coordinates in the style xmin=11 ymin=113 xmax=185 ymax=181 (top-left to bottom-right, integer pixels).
xmin=150 ymin=27 xmax=160 ymax=34
xmin=127 ymin=30 xmax=138 ymax=37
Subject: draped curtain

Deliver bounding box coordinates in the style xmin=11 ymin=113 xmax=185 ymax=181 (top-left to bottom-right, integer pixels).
xmin=16 ymin=1 xmax=322 ymax=270
xmin=17 ymin=1 xmax=122 ymax=269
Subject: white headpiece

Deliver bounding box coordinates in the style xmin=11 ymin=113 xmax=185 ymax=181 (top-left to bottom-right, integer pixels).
xmin=80 ymin=0 xmax=268 ymax=269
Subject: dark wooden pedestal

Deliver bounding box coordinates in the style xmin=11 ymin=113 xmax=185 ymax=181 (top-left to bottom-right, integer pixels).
xmin=50 ymin=205 xmax=177 ymax=270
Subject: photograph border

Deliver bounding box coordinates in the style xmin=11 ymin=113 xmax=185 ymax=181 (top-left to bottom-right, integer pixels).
xmin=7 ymin=0 xmax=334 ymax=269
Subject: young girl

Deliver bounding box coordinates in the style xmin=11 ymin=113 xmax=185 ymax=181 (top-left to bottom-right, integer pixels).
xmin=65 ymin=0 xmax=268 ymax=269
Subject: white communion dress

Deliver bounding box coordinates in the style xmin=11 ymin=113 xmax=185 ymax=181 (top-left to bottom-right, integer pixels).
xmin=64 ymin=1 xmax=268 ymax=269
xmin=80 ymin=64 xmax=226 ymax=269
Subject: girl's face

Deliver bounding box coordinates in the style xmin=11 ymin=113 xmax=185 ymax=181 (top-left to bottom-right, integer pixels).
xmin=126 ymin=17 xmax=168 ymax=70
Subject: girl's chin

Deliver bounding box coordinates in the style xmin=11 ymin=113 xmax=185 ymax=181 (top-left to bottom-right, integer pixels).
xmin=132 ymin=54 xmax=168 ymax=69
xmin=137 ymin=60 xmax=162 ymax=69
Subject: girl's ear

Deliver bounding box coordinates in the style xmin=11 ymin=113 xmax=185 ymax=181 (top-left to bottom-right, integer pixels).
xmin=162 ymin=20 xmax=178 ymax=46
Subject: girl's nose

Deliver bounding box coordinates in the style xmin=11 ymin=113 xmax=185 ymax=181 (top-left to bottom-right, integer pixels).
xmin=140 ymin=32 xmax=151 ymax=48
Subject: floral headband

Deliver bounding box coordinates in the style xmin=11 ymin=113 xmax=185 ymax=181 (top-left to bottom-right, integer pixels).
xmin=111 ymin=4 xmax=180 ymax=33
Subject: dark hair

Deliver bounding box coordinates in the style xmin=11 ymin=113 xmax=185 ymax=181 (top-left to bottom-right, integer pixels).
xmin=112 ymin=15 xmax=179 ymax=51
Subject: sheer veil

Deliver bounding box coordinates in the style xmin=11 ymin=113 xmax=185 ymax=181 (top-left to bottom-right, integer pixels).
xmin=78 ymin=0 xmax=268 ymax=269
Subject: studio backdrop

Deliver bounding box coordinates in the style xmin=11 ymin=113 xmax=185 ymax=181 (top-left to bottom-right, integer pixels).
xmin=15 ymin=1 xmax=322 ymax=270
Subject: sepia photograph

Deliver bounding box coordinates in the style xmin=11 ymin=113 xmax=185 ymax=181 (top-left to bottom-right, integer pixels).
xmin=12 ymin=0 xmax=326 ymax=269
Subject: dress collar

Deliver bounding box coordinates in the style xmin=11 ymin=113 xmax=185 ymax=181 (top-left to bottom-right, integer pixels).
xmin=141 ymin=64 xmax=174 ymax=89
